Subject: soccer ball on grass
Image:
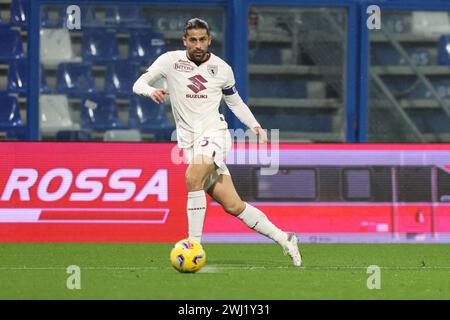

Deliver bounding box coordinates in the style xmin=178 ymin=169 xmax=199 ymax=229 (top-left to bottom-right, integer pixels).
xmin=170 ymin=238 xmax=206 ymax=273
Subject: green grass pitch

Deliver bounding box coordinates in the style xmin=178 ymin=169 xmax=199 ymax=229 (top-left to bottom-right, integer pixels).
xmin=0 ymin=243 xmax=449 ymax=299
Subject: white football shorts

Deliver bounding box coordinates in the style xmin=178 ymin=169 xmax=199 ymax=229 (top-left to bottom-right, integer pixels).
xmin=183 ymin=129 xmax=232 ymax=191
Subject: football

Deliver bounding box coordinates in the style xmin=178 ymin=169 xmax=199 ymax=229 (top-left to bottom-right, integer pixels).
xmin=170 ymin=238 xmax=206 ymax=273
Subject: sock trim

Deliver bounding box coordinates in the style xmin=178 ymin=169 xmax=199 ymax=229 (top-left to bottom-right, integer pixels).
xmin=188 ymin=190 xmax=205 ymax=198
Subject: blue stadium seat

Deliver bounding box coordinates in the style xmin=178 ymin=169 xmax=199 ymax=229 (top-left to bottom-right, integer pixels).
xmin=80 ymin=95 xmax=122 ymax=130
xmin=382 ymin=77 xmax=426 ymax=99
xmin=383 ymin=14 xmax=408 ymax=34
xmin=371 ymin=46 xmax=432 ymax=66
xmin=249 ymin=48 xmax=282 ymax=65
xmin=40 ymin=6 xmax=64 ymax=28
xmin=249 ymin=78 xmax=307 ymax=98
xmin=4 ymin=127 xmax=27 ymax=140
xmin=129 ymin=31 xmax=166 ymax=64
xmin=56 ymin=63 xmax=97 ymax=96
xmin=129 ymin=96 xmax=172 ymax=131
xmin=0 ymin=28 xmax=25 ymax=60
xmin=410 ymin=109 xmax=450 ymax=134
xmin=104 ymin=60 xmax=140 ymax=97
xmin=438 ymin=35 xmax=450 ymax=65
xmin=82 ymin=29 xmax=120 ymax=63
xmin=424 ymin=80 xmax=450 ymax=99
xmin=0 ymin=94 xmax=22 ymax=130
xmin=256 ymin=109 xmax=332 ymax=132
xmin=11 ymin=0 xmax=29 ymax=27
xmin=384 ymin=77 xmax=450 ymax=99
xmin=6 ymin=60 xmax=27 ymax=94
xmin=72 ymin=5 xmax=97 ymax=28
xmin=105 ymin=6 xmax=145 ymax=28
xmin=7 ymin=60 xmax=50 ymax=94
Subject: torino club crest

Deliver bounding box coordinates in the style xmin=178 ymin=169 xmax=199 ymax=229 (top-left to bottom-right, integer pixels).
xmin=207 ymin=65 xmax=218 ymax=77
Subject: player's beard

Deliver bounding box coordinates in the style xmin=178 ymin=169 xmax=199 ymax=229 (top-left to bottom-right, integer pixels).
xmin=189 ymin=49 xmax=208 ymax=63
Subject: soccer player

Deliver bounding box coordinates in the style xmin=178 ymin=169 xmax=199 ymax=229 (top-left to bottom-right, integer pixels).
xmin=133 ymin=18 xmax=302 ymax=267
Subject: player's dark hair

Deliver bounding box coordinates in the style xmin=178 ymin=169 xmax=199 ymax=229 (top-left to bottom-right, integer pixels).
xmin=184 ymin=18 xmax=210 ymax=36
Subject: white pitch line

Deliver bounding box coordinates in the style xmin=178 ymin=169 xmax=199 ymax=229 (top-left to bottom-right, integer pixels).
xmin=0 ymin=265 xmax=450 ymax=271
xmin=0 ymin=267 xmax=162 ymax=270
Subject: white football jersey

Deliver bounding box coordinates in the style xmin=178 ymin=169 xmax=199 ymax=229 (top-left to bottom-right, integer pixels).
xmin=145 ymin=50 xmax=235 ymax=148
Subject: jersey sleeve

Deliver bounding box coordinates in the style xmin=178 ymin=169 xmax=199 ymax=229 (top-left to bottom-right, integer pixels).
xmin=145 ymin=52 xmax=171 ymax=78
xmin=221 ymin=65 xmax=237 ymax=94
xmin=221 ymin=65 xmax=261 ymax=131
xmin=133 ymin=53 xmax=170 ymax=98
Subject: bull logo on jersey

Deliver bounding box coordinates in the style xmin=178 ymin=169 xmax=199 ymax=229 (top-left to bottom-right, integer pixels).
xmin=207 ymin=65 xmax=218 ymax=77
xmin=187 ymin=75 xmax=207 ymax=93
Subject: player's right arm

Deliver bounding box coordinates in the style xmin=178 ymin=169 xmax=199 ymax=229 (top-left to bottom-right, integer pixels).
xmin=132 ymin=53 xmax=170 ymax=104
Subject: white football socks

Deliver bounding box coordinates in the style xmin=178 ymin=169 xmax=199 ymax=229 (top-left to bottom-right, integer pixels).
xmin=187 ymin=190 xmax=207 ymax=243
xmin=237 ymin=202 xmax=288 ymax=245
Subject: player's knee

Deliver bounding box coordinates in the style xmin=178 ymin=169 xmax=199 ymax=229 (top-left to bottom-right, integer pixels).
xmin=185 ymin=171 xmax=204 ymax=191
xmin=223 ymin=201 xmax=245 ymax=216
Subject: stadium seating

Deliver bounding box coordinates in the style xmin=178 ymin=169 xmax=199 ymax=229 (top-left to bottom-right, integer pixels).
xmin=371 ymin=46 xmax=432 ymax=66
xmin=411 ymin=11 xmax=450 ymax=35
xmin=248 ymin=48 xmax=282 ymax=65
xmin=105 ymin=6 xmax=146 ymax=28
xmin=256 ymin=109 xmax=332 ymax=132
xmin=381 ymin=77 xmax=427 ymax=99
xmin=383 ymin=13 xmax=408 ymax=34
xmin=40 ymin=29 xmax=81 ymax=66
xmin=424 ymin=80 xmax=450 ymax=99
xmin=56 ymin=63 xmax=97 ymax=96
xmin=80 ymin=95 xmax=122 ymax=130
xmin=58 ymin=5 xmax=104 ymax=28
xmin=39 ymin=95 xmax=80 ymax=132
xmin=104 ymin=129 xmax=142 ymax=142
xmin=383 ymin=77 xmax=450 ymax=99
xmin=438 ymin=35 xmax=450 ymax=65
xmin=409 ymin=109 xmax=450 ymax=133
xmin=7 ymin=60 xmax=28 ymax=94
xmin=249 ymin=78 xmax=307 ymax=98
xmin=7 ymin=60 xmax=51 ymax=94
xmin=0 ymin=28 xmax=25 ymax=60
xmin=71 ymin=5 xmax=98 ymax=28
xmin=0 ymin=94 xmax=22 ymax=129
xmin=45 ymin=5 xmax=97 ymax=29
xmin=104 ymin=60 xmax=140 ymax=97
xmin=11 ymin=0 xmax=29 ymax=27
xmin=56 ymin=130 xmax=92 ymax=141
xmin=129 ymin=96 xmax=172 ymax=131
xmin=82 ymin=29 xmax=121 ymax=63
xmin=41 ymin=5 xmax=66 ymax=28
xmin=129 ymin=31 xmax=166 ymax=63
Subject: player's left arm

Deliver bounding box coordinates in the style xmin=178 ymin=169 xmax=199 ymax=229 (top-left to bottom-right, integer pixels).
xmin=222 ymin=67 xmax=267 ymax=143
xmin=222 ymin=88 xmax=267 ymax=143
